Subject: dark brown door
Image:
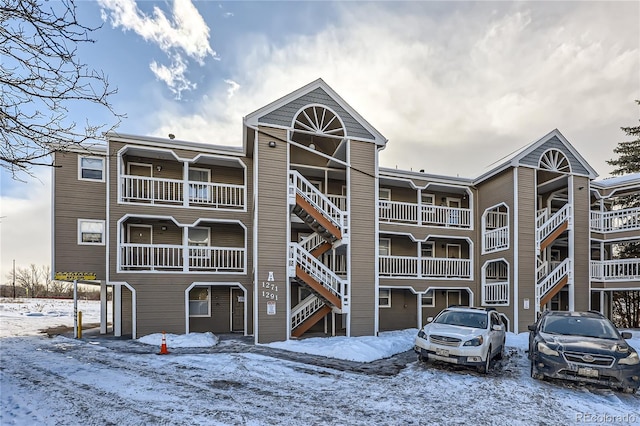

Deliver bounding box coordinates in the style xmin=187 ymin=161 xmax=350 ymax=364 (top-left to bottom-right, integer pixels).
xmin=231 ymin=288 xmax=244 ymax=332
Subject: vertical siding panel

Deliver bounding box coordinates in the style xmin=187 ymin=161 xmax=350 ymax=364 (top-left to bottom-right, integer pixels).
xmin=255 ymin=127 xmax=289 ymax=343
xmin=517 ymin=167 xmax=537 ymax=332
xmin=349 ymin=140 xmax=377 ymax=336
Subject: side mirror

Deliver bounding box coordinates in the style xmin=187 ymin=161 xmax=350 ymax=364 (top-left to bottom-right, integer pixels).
xmin=621 ymin=332 xmax=632 ymax=339
xmin=426 ymin=317 xmax=434 ymax=323
xmin=492 ymin=324 xmax=504 ymax=331
xmin=527 ymin=324 xmax=536 ymax=332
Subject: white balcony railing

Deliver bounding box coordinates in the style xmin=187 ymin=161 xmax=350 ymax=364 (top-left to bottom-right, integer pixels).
xmin=536 ymin=258 xmax=571 ymax=309
xmin=120 ymin=244 xmax=245 ymax=272
xmin=378 ymin=256 xmax=472 ymax=279
xmin=483 ymin=227 xmax=509 ymax=253
xmin=536 ymin=204 xmax=571 ymax=250
xmin=590 ymin=208 xmax=640 ymax=233
xmin=482 ymin=281 xmax=509 ymax=305
xmin=590 ymin=259 xmax=640 ymax=281
xmin=121 ymin=175 xmax=245 ymax=209
xmin=291 ymin=295 xmax=326 ymax=330
xmin=378 ymin=201 xmax=472 ymax=228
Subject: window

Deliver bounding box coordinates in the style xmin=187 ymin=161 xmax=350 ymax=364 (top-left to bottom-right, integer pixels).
xmin=188 ymin=227 xmax=210 ymax=246
xmin=421 ymin=193 xmax=435 ymax=205
xmin=379 ymin=238 xmax=391 ymax=256
xmin=421 ymin=242 xmax=434 ymax=258
xmin=421 ymin=290 xmax=435 ymax=307
xmin=379 ymin=188 xmax=391 ymax=201
xmin=189 ymin=287 xmax=210 ymax=317
xmin=78 ymin=219 xmax=105 ymax=245
xmin=379 ymin=288 xmax=391 ymax=307
xmin=188 ymin=167 xmax=211 ymax=202
xmin=79 ymin=156 xmax=104 ymax=181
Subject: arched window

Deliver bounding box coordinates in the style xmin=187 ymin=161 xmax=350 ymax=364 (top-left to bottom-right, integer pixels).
xmin=293 ymin=104 xmax=345 ymax=137
xmin=482 ymin=203 xmax=509 ymax=253
xmin=539 ymin=149 xmax=571 ymax=173
xmin=482 ymin=259 xmax=509 ymax=306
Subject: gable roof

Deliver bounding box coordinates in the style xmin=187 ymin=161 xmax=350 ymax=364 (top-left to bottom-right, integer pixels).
xmin=474 ymin=129 xmax=598 ymax=184
xmin=243 ymin=78 xmax=387 ymax=146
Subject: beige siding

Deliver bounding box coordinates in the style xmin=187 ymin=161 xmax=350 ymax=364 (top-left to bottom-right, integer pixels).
xmin=573 ymin=176 xmax=591 ymax=311
xmin=476 ymin=168 xmax=515 ymax=328
xmin=349 ymin=140 xmax=377 ymax=336
xmin=255 ymin=127 xmax=289 ymax=343
xmin=516 ymin=167 xmax=537 ymax=331
xmin=53 ymin=151 xmax=107 ymax=279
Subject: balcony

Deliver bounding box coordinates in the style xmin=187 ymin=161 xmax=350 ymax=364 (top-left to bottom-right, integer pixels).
xmin=379 ymin=255 xmax=472 ymax=279
xmin=590 ymin=259 xmax=640 ymax=281
xmin=120 ymin=244 xmax=246 ymax=273
xmin=379 ymin=201 xmax=471 ymax=228
xmin=482 ymin=281 xmax=509 ymax=306
xmin=590 ymin=208 xmax=640 ymax=233
xmin=120 ymin=175 xmax=245 ymax=209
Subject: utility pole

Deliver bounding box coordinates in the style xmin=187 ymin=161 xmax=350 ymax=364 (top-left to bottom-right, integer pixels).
xmin=12 ymin=259 xmax=16 ymax=299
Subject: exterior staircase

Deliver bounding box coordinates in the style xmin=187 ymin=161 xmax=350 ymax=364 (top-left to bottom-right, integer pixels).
xmin=536 ymin=258 xmax=571 ymax=311
xmin=536 ymin=204 xmax=571 ymax=252
xmin=288 ymin=171 xmax=349 ymax=337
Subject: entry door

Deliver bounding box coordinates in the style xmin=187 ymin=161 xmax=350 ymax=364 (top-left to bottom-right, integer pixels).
xmin=446 ymin=290 xmax=461 ymax=307
xmin=447 ymin=198 xmax=461 ymax=225
xmin=231 ymin=288 xmax=244 ymax=332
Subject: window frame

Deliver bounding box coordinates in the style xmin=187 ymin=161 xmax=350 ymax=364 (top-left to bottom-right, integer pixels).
xmin=188 ymin=287 xmax=211 ymax=317
xmin=421 ymin=290 xmax=435 ymax=307
xmin=379 ymin=188 xmax=391 ymax=201
xmin=77 ymin=219 xmax=106 ymax=245
xmin=421 ymin=242 xmax=434 ymax=258
xmin=379 ymin=238 xmax=391 ymax=256
xmin=378 ymin=288 xmax=391 ymax=308
xmin=421 ymin=193 xmax=435 ymax=205
xmin=78 ymin=156 xmax=105 ymax=182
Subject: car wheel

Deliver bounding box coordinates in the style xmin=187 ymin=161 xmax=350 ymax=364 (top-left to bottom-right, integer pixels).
xmin=417 ymin=353 xmax=428 ymax=363
xmin=530 ymin=360 xmax=544 ymax=380
xmin=477 ymin=346 xmax=491 ymax=374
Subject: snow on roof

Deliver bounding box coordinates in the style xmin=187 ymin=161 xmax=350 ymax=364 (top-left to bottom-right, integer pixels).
xmin=592 ymin=172 xmax=640 ymax=188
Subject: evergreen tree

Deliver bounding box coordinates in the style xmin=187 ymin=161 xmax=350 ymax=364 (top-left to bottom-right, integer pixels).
xmin=605 ymin=100 xmax=640 ymax=327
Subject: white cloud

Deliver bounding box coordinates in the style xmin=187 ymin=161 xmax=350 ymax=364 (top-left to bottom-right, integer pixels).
xmin=148 ymin=2 xmax=639 ymax=177
xmin=99 ymin=0 xmax=215 ymax=98
xmin=0 ymin=170 xmax=51 ymax=281
xmin=224 ymin=79 xmax=240 ymax=99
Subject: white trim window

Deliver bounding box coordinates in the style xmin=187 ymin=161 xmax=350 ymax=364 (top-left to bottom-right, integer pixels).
xmin=421 ymin=193 xmax=435 ymax=205
xmin=421 ymin=290 xmax=435 ymax=307
xmin=379 ymin=238 xmax=391 ymax=256
xmin=379 ymin=288 xmax=391 ymax=308
xmin=379 ymin=188 xmax=391 ymax=201
xmin=189 ymin=287 xmax=210 ymax=317
xmin=78 ymin=219 xmax=105 ymax=245
xmin=421 ymin=242 xmax=434 ymax=258
xmin=78 ymin=156 xmax=105 ymax=181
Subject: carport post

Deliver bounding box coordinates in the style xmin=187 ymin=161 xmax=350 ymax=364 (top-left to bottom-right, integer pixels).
xmin=73 ymin=280 xmax=78 ymax=338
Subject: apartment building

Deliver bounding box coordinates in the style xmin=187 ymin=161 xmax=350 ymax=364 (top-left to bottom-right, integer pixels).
xmin=52 ymin=79 xmax=640 ymax=343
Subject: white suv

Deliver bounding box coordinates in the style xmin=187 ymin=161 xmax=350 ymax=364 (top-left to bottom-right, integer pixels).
xmin=414 ymin=307 xmax=506 ymax=373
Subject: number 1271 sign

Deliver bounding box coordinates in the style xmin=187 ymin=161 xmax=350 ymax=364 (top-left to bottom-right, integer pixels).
xmin=263 ymin=271 xmax=278 ymax=314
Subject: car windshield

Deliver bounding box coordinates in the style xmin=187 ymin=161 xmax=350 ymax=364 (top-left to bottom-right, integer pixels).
xmin=434 ymin=311 xmax=488 ymax=329
xmin=541 ymin=316 xmax=620 ymax=339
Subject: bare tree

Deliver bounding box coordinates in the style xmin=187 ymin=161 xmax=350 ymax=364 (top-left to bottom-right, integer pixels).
xmin=1 ymin=0 xmax=122 ymax=178
xmin=13 ymin=264 xmax=43 ymax=297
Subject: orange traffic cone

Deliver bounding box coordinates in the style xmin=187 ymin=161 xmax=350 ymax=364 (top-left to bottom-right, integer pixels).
xmin=158 ymin=331 xmax=170 ymax=355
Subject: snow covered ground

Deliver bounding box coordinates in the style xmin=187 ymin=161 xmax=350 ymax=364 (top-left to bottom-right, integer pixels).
xmin=1 ymin=298 xmax=639 ymax=425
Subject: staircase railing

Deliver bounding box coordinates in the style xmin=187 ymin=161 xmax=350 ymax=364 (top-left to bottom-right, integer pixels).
xmin=291 ymin=294 xmax=326 ymax=329
xmin=299 ymin=232 xmax=326 ymax=254
xmin=288 ymin=171 xmax=347 ymax=236
xmin=288 ymin=242 xmax=348 ymax=308
xmin=536 ymin=258 xmax=571 ymax=309
xmin=536 ymin=204 xmax=571 ymax=250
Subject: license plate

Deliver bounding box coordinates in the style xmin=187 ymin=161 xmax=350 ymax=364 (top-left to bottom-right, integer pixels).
xmin=435 ymin=348 xmax=450 ymax=357
xmin=577 ymin=367 xmax=599 ymax=378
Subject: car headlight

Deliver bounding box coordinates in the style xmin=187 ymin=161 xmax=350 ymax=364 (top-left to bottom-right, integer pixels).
xmin=619 ymin=351 xmax=640 ymax=366
xmin=417 ymin=329 xmax=426 ymax=339
xmin=537 ymin=342 xmax=559 ymax=357
xmin=463 ymin=336 xmax=484 ymax=346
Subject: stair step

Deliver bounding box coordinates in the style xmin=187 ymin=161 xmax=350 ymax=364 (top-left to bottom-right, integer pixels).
xmin=291 ymin=304 xmax=332 ymax=338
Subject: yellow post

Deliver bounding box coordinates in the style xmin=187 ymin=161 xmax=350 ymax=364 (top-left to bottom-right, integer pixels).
xmin=78 ymin=311 xmax=82 ymax=339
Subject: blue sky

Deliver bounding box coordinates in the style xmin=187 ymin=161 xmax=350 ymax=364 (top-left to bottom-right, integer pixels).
xmin=1 ymin=0 xmax=639 ymax=278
